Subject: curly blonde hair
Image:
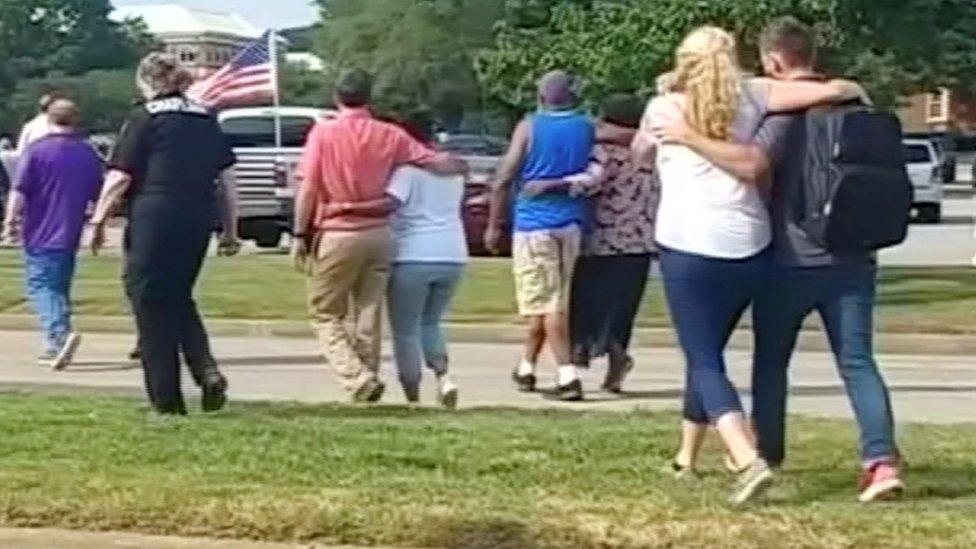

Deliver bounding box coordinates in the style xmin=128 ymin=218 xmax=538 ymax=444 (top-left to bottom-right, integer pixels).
xmin=674 ymin=27 xmax=742 ymax=141
xmin=136 ymin=52 xmax=194 ymax=99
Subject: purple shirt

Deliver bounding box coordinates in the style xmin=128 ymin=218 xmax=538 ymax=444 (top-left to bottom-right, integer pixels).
xmin=15 ymin=133 xmax=103 ymax=252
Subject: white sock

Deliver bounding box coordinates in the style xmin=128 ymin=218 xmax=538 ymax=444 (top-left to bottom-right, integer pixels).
xmin=516 ymin=359 xmax=536 ymax=377
xmin=557 ymin=365 xmax=580 ymax=386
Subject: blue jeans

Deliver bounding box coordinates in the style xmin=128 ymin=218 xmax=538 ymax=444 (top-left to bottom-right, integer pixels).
xmin=24 ymin=249 xmax=77 ymax=353
xmin=752 ymin=263 xmax=896 ymax=466
xmin=387 ymin=262 xmax=464 ymax=400
xmin=659 ymin=247 xmax=769 ymax=423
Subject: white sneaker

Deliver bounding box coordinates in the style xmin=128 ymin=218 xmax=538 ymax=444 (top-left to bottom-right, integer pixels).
xmin=730 ymin=458 xmax=774 ymax=505
xmin=438 ymin=376 xmax=459 ymax=409
xmin=50 ymin=332 xmax=82 ymax=371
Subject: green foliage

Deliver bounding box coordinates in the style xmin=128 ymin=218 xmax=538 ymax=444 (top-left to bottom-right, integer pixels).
xmin=476 ymin=0 xmax=976 ymax=112
xmin=313 ymin=0 xmax=506 ymax=130
xmin=280 ymin=63 xmax=331 ymax=108
xmin=0 ymin=0 xmax=147 ymax=91
xmin=2 ymin=69 xmax=138 ymax=135
xmin=0 ymin=0 xmax=151 ymax=135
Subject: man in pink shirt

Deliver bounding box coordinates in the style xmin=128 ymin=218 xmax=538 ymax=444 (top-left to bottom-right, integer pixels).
xmin=294 ymin=70 xmax=467 ymax=402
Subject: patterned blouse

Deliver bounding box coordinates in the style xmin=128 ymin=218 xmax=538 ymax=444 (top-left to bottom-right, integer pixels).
xmin=570 ymin=142 xmax=659 ymax=256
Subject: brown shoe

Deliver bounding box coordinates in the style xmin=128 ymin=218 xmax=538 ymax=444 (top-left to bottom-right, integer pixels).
xmin=352 ymin=378 xmax=385 ymax=403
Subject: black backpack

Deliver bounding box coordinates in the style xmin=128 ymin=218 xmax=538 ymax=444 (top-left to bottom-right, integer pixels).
xmin=798 ymin=104 xmax=913 ymax=253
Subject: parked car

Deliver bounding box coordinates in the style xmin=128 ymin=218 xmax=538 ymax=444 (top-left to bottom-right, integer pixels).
xmin=906 ymin=132 xmax=957 ymax=183
xmin=437 ymin=133 xmax=508 ymax=256
xmin=437 ymin=133 xmax=508 ymax=157
xmin=218 ymin=107 xmax=336 ymax=247
xmin=902 ymin=138 xmax=944 ymax=223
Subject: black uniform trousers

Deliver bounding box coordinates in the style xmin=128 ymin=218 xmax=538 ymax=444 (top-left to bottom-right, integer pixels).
xmin=124 ymin=195 xmax=218 ymax=414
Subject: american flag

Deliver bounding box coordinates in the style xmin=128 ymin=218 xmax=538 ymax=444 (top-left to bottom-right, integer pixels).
xmin=187 ymin=31 xmax=276 ymax=109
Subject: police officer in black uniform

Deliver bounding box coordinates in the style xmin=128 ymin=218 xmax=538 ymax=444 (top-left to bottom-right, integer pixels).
xmin=90 ymin=53 xmax=241 ymax=415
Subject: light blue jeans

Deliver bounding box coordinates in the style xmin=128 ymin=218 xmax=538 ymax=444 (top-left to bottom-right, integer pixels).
xmin=387 ymin=262 xmax=464 ymax=401
xmin=24 ymin=249 xmax=77 ymax=354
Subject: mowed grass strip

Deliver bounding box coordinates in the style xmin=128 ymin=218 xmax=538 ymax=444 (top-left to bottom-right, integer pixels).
xmin=2 ymin=250 xmax=976 ymax=333
xmin=0 ymin=394 xmax=974 ymax=548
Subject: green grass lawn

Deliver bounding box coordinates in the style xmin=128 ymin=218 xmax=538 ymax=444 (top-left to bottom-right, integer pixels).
xmin=2 ymin=250 xmax=976 ymax=333
xmin=0 ymin=394 xmax=973 ymax=548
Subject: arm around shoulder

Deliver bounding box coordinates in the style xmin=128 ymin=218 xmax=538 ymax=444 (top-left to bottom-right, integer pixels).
xmin=761 ymin=77 xmax=869 ymax=113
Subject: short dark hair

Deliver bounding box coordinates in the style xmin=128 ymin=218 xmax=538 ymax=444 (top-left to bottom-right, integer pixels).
xmin=760 ymin=16 xmax=818 ymax=68
xmin=600 ymin=94 xmax=644 ymax=129
xmin=335 ymin=70 xmax=373 ymax=108
xmin=396 ymin=109 xmax=435 ymax=144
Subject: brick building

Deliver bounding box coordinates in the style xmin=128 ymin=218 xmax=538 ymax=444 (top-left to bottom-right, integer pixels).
xmin=112 ymin=4 xmax=263 ymax=80
xmin=898 ymin=88 xmax=976 ymax=135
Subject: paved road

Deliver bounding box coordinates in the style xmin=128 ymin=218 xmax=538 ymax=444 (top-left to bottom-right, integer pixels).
xmin=0 ymin=528 xmax=309 ymax=549
xmin=879 ymin=195 xmax=975 ymax=266
xmin=3 ymin=330 xmax=976 ymax=425
xmin=65 ymin=195 xmax=976 ymax=267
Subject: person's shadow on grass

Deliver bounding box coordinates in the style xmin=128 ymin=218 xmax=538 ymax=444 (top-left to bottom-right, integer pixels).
xmin=441 ymin=517 xmax=539 ymax=549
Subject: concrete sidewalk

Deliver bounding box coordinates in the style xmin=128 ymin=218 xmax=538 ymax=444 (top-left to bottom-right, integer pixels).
xmin=0 ymin=528 xmax=371 ymax=549
xmin=4 ymin=313 xmax=976 ymax=356
xmin=0 ymin=529 xmax=293 ymax=549
xmin=3 ymin=329 xmax=976 ymax=424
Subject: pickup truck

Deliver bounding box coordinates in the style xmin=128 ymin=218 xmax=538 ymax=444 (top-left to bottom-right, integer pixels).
xmin=219 ymin=108 xmax=508 ymax=253
xmin=218 ymin=106 xmax=336 ymax=247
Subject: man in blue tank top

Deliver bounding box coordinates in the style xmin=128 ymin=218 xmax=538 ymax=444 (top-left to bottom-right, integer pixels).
xmin=486 ymin=70 xmax=595 ymax=401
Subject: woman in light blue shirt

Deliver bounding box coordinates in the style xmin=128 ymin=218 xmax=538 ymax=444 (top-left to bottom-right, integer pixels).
xmin=386 ymin=111 xmax=467 ymax=407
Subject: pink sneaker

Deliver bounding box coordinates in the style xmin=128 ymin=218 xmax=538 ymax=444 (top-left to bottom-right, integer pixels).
xmin=858 ymin=461 xmax=905 ymax=503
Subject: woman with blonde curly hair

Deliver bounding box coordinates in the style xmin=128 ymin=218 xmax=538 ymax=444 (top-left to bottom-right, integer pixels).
xmin=633 ymin=26 xmax=867 ymax=503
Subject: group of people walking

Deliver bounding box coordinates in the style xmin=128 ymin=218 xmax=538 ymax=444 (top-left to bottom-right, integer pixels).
xmin=486 ymin=17 xmax=903 ymax=504
xmin=1 ymin=16 xmax=903 ymax=505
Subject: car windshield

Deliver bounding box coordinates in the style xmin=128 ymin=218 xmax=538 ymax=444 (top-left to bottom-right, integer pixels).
xmin=220 ymin=116 xmax=317 ymax=148
xmin=903 ymin=144 xmax=932 ymax=163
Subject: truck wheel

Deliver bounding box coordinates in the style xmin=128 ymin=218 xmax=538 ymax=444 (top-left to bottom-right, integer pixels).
xmin=919 ymin=204 xmax=942 ymax=224
xmin=254 ymin=230 xmax=282 ymax=248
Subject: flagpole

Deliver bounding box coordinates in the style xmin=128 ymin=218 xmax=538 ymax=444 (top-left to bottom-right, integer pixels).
xmin=269 ymin=29 xmax=282 ymax=148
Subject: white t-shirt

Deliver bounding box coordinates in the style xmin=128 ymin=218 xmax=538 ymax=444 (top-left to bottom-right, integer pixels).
xmin=643 ymin=83 xmax=771 ymax=259
xmin=17 ymin=114 xmax=54 ymax=153
xmin=387 ymin=165 xmax=468 ymax=264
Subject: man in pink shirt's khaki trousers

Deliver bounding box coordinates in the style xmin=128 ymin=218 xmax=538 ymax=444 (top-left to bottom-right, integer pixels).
xmin=294 ymin=71 xmax=468 ymax=402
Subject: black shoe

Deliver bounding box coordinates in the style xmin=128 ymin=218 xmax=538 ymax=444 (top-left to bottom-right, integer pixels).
xmin=511 ymin=369 xmax=537 ymax=392
xmin=602 ymin=355 xmax=634 ymax=394
xmin=201 ymin=373 xmax=228 ymax=412
xmin=353 ymin=378 xmax=385 ymax=403
xmin=554 ymin=378 xmax=584 ymax=401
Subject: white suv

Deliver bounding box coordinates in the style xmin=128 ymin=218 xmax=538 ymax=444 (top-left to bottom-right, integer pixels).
xmin=902 ymin=138 xmax=943 ymax=223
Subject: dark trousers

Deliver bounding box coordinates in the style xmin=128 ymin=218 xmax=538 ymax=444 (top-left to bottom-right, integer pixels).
xmin=570 ymin=253 xmax=651 ymax=364
xmin=125 ymin=197 xmax=219 ymax=414
xmin=132 ymin=297 xmax=218 ymax=414
xmin=752 ymin=263 xmax=897 ymax=466
xmin=659 ymin=247 xmax=769 ymax=423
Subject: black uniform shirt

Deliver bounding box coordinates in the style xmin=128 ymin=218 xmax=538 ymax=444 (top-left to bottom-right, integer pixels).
xmin=109 ymin=94 xmax=235 ymax=199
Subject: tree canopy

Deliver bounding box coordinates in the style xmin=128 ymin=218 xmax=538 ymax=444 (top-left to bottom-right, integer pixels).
xmin=312 ymin=0 xmax=507 ymax=130
xmin=476 ymin=0 xmax=976 ymax=112
xmin=0 ymin=0 xmax=150 ymax=135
